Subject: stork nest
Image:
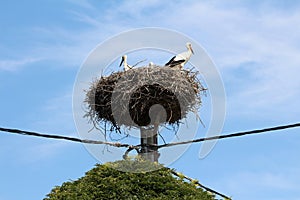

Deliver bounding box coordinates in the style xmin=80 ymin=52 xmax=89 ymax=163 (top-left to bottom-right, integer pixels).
xmin=84 ymin=65 xmax=206 ymax=133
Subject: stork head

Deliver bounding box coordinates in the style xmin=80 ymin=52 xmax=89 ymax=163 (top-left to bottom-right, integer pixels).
xmin=186 ymin=42 xmax=194 ymax=54
xmin=119 ymin=55 xmax=127 ymax=67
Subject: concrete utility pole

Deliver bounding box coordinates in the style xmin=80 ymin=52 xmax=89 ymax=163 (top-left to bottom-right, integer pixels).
xmin=140 ymin=126 xmax=159 ymax=162
xmin=139 ymin=104 xmax=165 ymax=162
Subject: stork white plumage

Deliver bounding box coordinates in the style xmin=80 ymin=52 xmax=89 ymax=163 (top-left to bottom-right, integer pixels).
xmin=119 ymin=55 xmax=132 ymax=71
xmin=165 ymin=42 xmax=194 ymax=69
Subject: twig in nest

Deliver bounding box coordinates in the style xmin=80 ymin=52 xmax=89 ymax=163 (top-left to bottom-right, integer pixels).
xmin=132 ymin=59 xmax=147 ymax=67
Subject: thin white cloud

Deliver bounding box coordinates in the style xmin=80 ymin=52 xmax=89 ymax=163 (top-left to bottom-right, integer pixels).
xmin=68 ymin=10 xmax=103 ymax=27
xmin=0 ymin=57 xmax=41 ymax=72
xmin=31 ymin=91 xmax=76 ymax=134
xmin=21 ymin=141 xmax=72 ymax=163
xmin=66 ymin=0 xmax=95 ymax=10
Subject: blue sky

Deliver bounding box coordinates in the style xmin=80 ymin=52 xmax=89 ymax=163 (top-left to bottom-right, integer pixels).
xmin=1 ymin=0 xmax=300 ymax=199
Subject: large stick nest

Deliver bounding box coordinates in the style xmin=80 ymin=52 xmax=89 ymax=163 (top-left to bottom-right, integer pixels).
xmin=84 ymin=65 xmax=206 ymax=133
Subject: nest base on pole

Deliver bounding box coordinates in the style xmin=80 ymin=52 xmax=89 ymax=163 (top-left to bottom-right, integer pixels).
xmin=84 ymin=65 xmax=205 ymax=136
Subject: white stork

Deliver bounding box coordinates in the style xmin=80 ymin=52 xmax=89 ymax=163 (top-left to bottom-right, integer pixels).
xmin=165 ymin=42 xmax=194 ymax=69
xmin=119 ymin=55 xmax=132 ymax=71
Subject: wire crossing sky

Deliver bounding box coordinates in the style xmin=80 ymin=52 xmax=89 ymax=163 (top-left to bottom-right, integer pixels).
xmin=1 ymin=122 xmax=299 ymax=148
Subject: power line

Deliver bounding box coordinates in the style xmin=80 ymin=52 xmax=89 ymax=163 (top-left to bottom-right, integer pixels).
xmin=155 ymin=122 xmax=300 ymax=149
xmin=1 ymin=122 xmax=300 ymax=150
xmin=0 ymin=127 xmax=132 ymax=148
xmin=169 ymin=168 xmax=231 ymax=199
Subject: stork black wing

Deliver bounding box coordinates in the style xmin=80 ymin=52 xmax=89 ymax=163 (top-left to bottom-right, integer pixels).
xmin=165 ymin=56 xmax=176 ymax=66
xmin=169 ymin=60 xmax=185 ymax=67
xmin=167 ymin=61 xmax=185 ymax=68
xmin=165 ymin=56 xmax=186 ymax=67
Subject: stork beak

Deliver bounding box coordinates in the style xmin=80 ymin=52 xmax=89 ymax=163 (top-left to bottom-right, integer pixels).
xmin=191 ymin=47 xmax=194 ymax=54
xmin=119 ymin=57 xmax=124 ymax=67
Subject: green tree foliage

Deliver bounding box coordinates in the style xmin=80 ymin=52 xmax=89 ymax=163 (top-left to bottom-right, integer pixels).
xmin=44 ymin=159 xmax=216 ymax=200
